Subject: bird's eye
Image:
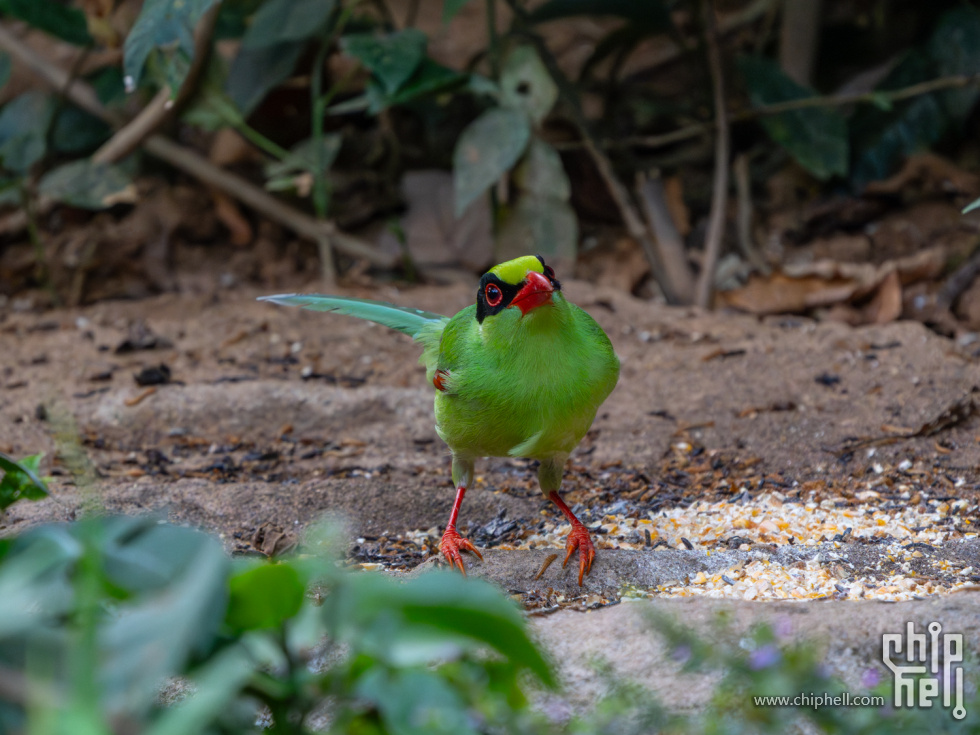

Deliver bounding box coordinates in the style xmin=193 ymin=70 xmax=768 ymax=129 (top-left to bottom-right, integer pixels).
xmin=544 ymin=265 xmax=556 ymax=279
xmin=484 ymin=283 xmax=503 ymax=306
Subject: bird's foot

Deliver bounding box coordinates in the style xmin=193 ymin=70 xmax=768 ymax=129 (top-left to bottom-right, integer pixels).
xmin=439 ymin=527 xmax=483 ymax=575
xmin=562 ymin=523 xmax=595 ymax=586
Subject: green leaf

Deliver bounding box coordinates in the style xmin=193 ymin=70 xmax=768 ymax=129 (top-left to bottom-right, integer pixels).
xmin=0 ymin=91 xmax=54 ymax=174
xmin=514 ymin=138 xmax=570 ymax=200
xmin=453 ymin=107 xmax=531 ymax=217
xmin=225 ymin=564 xmax=305 ymax=631
xmin=100 ymin=523 xmax=230 ymax=717
xmin=0 ymin=51 xmax=11 ymax=91
xmin=499 ymin=45 xmax=558 ymax=126
xmin=497 ymin=195 xmax=578 ymax=266
xmin=850 ymin=51 xmax=948 ymax=187
xmin=241 ymin=0 xmax=335 ymax=48
xmin=91 ymin=66 xmax=127 ymax=107
xmin=738 ymin=55 xmax=848 ymax=180
xmin=1 ymin=0 xmax=92 ymax=46
xmin=39 ymin=160 xmax=137 ymax=210
xmin=0 ymin=530 xmax=75 ymax=638
xmin=927 ymin=5 xmax=980 ymax=126
xmin=51 ymin=106 xmax=112 ymax=154
xmin=143 ymin=645 xmax=254 ymax=735
xmin=356 ymin=669 xmax=477 ymax=735
xmin=265 ymin=135 xmax=343 ymax=179
xmin=213 ymin=0 xmax=265 ymax=40
xmin=342 ymin=29 xmax=427 ymax=95
xmin=226 ymin=40 xmax=305 ymax=116
xmin=326 ymin=571 xmax=554 ymax=686
xmin=123 ymin=0 xmax=221 ymax=92
xmin=442 ymin=0 xmax=473 ymax=23
xmin=101 ymin=519 xmax=217 ymax=593
xmin=0 ymin=452 xmax=48 ymax=511
xmin=963 ymin=197 xmax=980 ymax=215
xmin=365 ymin=58 xmax=466 ymax=112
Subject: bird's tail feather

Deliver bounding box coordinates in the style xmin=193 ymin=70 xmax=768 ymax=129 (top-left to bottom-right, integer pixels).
xmin=258 ymin=293 xmax=448 ymax=347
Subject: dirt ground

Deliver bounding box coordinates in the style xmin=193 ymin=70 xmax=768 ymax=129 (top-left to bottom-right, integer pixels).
xmin=3 ymin=273 xmax=980 ymax=539
xmin=5 ymin=268 xmax=980 ymax=715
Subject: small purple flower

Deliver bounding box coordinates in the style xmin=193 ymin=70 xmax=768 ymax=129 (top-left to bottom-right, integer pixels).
xmin=861 ymin=668 xmax=880 ymax=688
xmin=672 ymin=645 xmax=692 ymax=664
xmin=748 ymin=644 xmax=782 ymax=670
xmin=774 ymin=616 xmax=793 ymax=640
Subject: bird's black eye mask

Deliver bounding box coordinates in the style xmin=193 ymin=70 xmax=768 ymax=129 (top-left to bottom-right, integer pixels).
xmin=475 ymin=257 xmax=562 ymax=323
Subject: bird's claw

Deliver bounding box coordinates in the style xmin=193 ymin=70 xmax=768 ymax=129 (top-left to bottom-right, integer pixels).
xmin=440 ymin=527 xmax=483 ymax=575
xmin=562 ymin=523 xmax=595 ymax=586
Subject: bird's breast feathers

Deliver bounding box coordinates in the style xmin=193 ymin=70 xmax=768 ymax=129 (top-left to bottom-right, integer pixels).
xmin=432 ymin=299 xmax=619 ymax=459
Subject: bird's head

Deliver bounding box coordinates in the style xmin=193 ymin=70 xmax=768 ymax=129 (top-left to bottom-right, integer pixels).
xmin=475 ymin=255 xmax=562 ymax=324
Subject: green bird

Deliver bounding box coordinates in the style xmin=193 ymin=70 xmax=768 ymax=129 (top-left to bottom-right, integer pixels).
xmin=260 ymin=255 xmax=620 ymax=584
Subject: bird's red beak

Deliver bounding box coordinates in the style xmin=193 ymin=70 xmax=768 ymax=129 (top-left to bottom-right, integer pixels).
xmin=510 ymin=271 xmax=554 ymax=315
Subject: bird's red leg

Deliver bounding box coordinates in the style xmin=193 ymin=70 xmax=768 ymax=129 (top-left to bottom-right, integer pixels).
xmin=439 ymin=485 xmax=483 ymax=574
xmin=548 ymin=491 xmax=595 ymax=586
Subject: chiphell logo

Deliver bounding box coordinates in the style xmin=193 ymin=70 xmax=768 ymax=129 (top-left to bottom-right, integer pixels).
xmin=882 ymin=621 xmax=965 ymax=720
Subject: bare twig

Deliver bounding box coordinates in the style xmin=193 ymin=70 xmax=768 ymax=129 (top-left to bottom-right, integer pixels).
xmin=142 ymin=136 xmax=393 ymax=265
xmin=92 ymin=89 xmax=170 ymax=164
xmin=937 ymin=248 xmax=980 ymax=310
xmin=0 ymin=22 xmax=394 ymax=268
xmin=779 ymin=0 xmax=822 ymax=86
xmin=0 ymin=24 xmax=117 ymax=124
xmin=732 ymin=153 xmax=769 ymax=273
xmin=636 ymin=173 xmax=695 ymax=303
xmin=618 ymin=73 xmax=980 ymax=151
xmin=695 ymin=0 xmax=730 ymax=308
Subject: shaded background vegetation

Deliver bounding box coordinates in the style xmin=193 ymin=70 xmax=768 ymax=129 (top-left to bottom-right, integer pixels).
xmin=0 ymin=0 xmax=978 ymax=326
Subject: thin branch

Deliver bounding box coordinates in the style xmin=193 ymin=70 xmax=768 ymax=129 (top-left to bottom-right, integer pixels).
xmin=142 ymin=136 xmax=393 ymax=265
xmin=636 ymin=173 xmax=695 ymax=303
xmin=695 ymin=0 xmax=730 ymax=309
xmin=779 ymin=0 xmax=822 ymax=86
xmin=0 ymin=24 xmax=119 ymax=124
xmin=619 ymin=72 xmax=980 ymax=151
xmin=732 ymin=153 xmax=768 ymax=273
xmin=0 ymin=22 xmax=394 ymax=268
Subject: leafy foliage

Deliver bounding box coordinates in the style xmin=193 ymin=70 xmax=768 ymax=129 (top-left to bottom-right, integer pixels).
xmin=739 ymin=55 xmax=849 ymax=180
xmin=241 ymin=0 xmax=336 ymax=48
xmin=453 ymin=107 xmax=531 ymax=216
xmin=0 ymin=0 xmax=92 ymax=46
xmin=0 ymin=452 xmax=48 ymax=512
xmin=0 ymin=91 xmax=54 ymax=174
xmin=123 ymin=0 xmax=221 ymax=92
xmin=0 ymin=517 xmax=554 ymax=734
xmin=4 ymin=0 xmax=980 ymax=307
xmin=851 ymin=5 xmax=980 ymax=186
xmin=38 ymin=160 xmax=136 ymax=210
xmin=342 ymin=29 xmax=428 ymax=95
xmin=3 ymin=511 xmax=978 ymax=734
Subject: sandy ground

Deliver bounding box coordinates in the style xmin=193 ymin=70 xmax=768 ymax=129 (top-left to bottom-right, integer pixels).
xmin=3 ymin=277 xmax=980 ymax=715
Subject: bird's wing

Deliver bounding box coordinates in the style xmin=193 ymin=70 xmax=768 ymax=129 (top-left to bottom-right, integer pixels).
xmin=258 ymin=294 xmax=449 ymax=371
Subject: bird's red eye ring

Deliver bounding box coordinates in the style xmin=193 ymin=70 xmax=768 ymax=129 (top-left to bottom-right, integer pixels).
xmin=485 ymin=283 xmax=503 ymax=306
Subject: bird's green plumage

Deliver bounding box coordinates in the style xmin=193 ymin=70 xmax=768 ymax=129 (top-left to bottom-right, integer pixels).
xmin=260 ymin=257 xmax=619 ymax=497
